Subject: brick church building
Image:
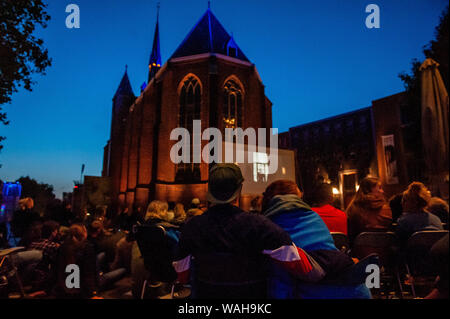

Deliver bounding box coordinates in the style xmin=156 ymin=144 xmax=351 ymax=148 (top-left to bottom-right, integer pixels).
xmin=102 ymin=7 xmax=273 ymax=212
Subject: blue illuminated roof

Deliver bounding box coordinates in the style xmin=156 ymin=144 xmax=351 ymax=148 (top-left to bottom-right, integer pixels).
xmin=170 ymin=8 xmax=249 ymax=62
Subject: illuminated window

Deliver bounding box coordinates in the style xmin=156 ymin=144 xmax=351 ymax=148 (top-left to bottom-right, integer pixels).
xmin=253 ymin=152 xmax=269 ymax=182
xmin=223 ymin=80 xmax=243 ymax=130
xmin=176 ymin=76 xmax=201 ymax=182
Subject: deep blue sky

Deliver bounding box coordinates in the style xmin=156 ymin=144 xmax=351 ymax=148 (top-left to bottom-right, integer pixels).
xmin=0 ymin=0 xmax=448 ymax=198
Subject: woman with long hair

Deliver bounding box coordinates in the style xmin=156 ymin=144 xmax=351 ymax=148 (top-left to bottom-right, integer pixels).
xmin=396 ymin=182 xmax=443 ymax=240
xmin=346 ymin=177 xmax=392 ymax=242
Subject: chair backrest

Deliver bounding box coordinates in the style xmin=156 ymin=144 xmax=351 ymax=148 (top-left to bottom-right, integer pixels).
xmin=331 ymin=232 xmax=349 ymax=252
xmin=405 ymin=230 xmax=449 ymax=276
xmin=406 ymin=230 xmax=448 ymax=250
xmin=134 ymin=224 xmax=177 ymax=283
xmin=351 ymin=232 xmax=397 ymax=267
xmin=192 ymin=253 xmax=268 ymax=299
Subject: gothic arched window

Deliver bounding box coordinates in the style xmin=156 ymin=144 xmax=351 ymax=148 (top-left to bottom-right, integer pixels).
xmin=222 ymin=79 xmax=243 ymax=130
xmin=176 ymin=75 xmax=201 ymax=182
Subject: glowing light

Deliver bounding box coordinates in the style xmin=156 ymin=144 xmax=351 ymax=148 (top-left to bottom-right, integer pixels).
xmin=356 ymin=184 xmax=360 ymax=191
xmin=332 ymin=187 xmax=340 ymax=195
xmin=223 ymin=117 xmax=236 ymax=128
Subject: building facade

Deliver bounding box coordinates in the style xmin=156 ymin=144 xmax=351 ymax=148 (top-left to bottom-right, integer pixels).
xmin=279 ymin=107 xmax=377 ymax=208
xmin=279 ymin=90 xmax=439 ymax=209
xmin=103 ymin=8 xmax=273 ymax=212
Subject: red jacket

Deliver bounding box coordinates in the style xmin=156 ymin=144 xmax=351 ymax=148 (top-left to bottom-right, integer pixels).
xmin=312 ymin=204 xmax=348 ymax=235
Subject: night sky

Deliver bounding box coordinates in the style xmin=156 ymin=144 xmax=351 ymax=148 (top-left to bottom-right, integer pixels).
xmin=0 ymin=0 xmax=448 ymax=198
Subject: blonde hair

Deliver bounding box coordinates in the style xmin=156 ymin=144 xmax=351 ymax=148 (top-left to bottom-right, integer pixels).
xmin=145 ymin=200 xmax=169 ymax=220
xmin=18 ymin=197 xmax=34 ymax=210
xmin=173 ymin=203 xmax=186 ymax=220
xmin=402 ymin=182 xmax=432 ymax=213
xmin=69 ymin=224 xmax=87 ymax=242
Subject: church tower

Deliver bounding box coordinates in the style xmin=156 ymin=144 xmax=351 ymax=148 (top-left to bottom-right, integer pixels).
xmin=106 ymin=5 xmax=273 ymax=212
xmin=102 ymin=66 xmax=135 ymax=208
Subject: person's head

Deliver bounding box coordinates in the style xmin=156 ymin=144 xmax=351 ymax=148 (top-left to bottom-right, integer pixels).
xmin=173 ymin=203 xmax=186 ymax=221
xmin=358 ymin=177 xmax=383 ymax=196
xmin=402 ymin=182 xmax=432 ymax=213
xmin=88 ymin=220 xmax=104 ymax=238
xmin=190 ymin=198 xmax=200 ymax=209
xmin=42 ymin=220 xmax=60 ymax=240
xmin=69 ymin=224 xmax=88 ymax=243
xmin=18 ymin=197 xmax=34 ymax=210
xmin=145 ymin=200 xmax=169 ymax=221
xmin=312 ymin=183 xmax=334 ymax=206
xmin=207 ymin=164 xmax=244 ymax=206
xmin=427 ymin=197 xmax=449 ymax=219
xmin=262 ymin=180 xmax=302 ymax=212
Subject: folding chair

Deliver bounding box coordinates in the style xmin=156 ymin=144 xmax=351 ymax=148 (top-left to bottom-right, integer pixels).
xmin=351 ymin=232 xmax=403 ymax=298
xmin=331 ymin=232 xmax=350 ymax=253
xmin=403 ymin=230 xmax=449 ymax=298
xmin=133 ymin=224 xmax=178 ymax=299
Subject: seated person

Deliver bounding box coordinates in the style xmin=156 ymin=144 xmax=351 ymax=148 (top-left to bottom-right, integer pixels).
xmin=29 ymin=221 xmax=61 ymax=290
xmin=311 ymin=183 xmax=348 ymax=235
xmin=427 ymin=197 xmax=449 ymax=226
xmin=396 ymin=182 xmax=443 ymax=241
xmin=111 ymin=232 xmax=134 ymax=273
xmin=88 ymin=220 xmax=124 ymax=266
xmin=173 ymin=164 xmax=324 ymax=299
xmin=346 ymin=177 xmax=392 ymax=243
xmin=137 ymin=200 xmax=180 ymax=298
xmin=53 ymin=224 xmax=98 ymax=298
xmin=262 ymin=179 xmax=371 ymax=299
xmin=172 ymin=203 xmax=187 ymax=227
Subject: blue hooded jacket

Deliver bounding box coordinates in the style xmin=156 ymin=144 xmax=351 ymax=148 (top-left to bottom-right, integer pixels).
xmin=264 ymin=194 xmax=371 ymax=299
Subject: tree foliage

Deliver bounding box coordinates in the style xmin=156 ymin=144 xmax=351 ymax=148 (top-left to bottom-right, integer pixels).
xmin=16 ymin=175 xmax=55 ymax=217
xmin=0 ymin=0 xmax=52 ymax=150
xmin=399 ymin=6 xmax=449 ymax=92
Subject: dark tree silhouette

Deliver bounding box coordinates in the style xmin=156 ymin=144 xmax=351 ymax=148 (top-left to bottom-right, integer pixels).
xmin=16 ymin=176 xmax=55 ymax=217
xmin=0 ymin=0 xmax=52 ymax=151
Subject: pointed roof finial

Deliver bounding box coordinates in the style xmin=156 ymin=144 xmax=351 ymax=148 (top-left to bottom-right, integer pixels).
xmin=157 ymin=2 xmax=160 ymax=22
xmin=208 ymin=0 xmax=211 ymax=9
xmin=125 ymin=64 xmax=128 ymax=72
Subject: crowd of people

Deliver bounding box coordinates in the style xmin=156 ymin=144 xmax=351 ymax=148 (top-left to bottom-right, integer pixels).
xmin=1 ymin=163 xmax=448 ymax=299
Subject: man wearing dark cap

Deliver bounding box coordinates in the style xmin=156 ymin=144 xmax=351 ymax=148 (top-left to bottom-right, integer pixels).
xmin=172 ymin=163 xmax=324 ymax=298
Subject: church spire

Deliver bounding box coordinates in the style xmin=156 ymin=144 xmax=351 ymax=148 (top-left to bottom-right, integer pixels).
xmin=114 ymin=65 xmax=134 ymax=99
xmin=148 ymin=3 xmax=161 ymax=83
